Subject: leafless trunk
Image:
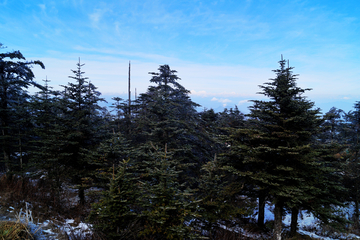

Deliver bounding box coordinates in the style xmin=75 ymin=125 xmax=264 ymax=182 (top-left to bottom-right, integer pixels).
xmin=258 ymin=193 xmax=266 ymax=227
xmin=290 ymin=207 xmax=299 ymax=237
xmin=273 ymin=201 xmax=283 ymax=240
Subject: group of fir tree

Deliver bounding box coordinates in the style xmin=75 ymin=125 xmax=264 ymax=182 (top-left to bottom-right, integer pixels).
xmin=3 ymin=43 xmax=360 ymax=239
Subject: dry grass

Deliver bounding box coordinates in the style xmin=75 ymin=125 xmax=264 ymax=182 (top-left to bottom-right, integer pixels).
xmin=0 ymin=174 xmax=60 ymax=221
xmin=0 ymin=174 xmax=97 ymax=221
xmin=0 ymin=174 xmax=101 ymax=240
xmin=0 ymin=221 xmax=35 ymax=240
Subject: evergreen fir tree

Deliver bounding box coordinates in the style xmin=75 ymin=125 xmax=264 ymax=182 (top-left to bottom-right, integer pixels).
xmin=109 ymin=96 xmax=133 ymax=136
xmin=90 ymin=144 xmax=202 ymax=240
xmin=342 ymin=102 xmax=360 ymax=228
xmin=132 ymin=65 xmax=215 ymax=184
xmin=28 ymin=78 xmax=72 ymax=204
xmin=59 ymin=58 xmax=106 ymax=205
xmin=90 ymin=131 xmax=132 ymax=189
xmin=218 ymin=106 xmax=245 ymax=129
xmin=196 ymin=154 xmax=253 ymax=238
xmin=0 ymin=43 xmax=45 ymax=172
xmin=10 ymin=92 xmax=33 ymax=173
xmin=137 ymin=144 xmax=201 ymax=240
xmin=224 ymin=57 xmax=342 ymax=239
xmin=318 ymin=107 xmax=346 ymax=144
xmin=89 ymin=159 xmax=141 ymax=240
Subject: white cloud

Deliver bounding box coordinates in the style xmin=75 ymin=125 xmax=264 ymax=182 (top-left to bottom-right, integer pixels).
xmin=190 ymin=90 xmax=208 ymax=97
xmin=210 ymin=97 xmax=232 ymax=107
xmin=211 ymin=97 xmax=232 ymax=104
xmin=238 ymin=100 xmax=250 ymax=105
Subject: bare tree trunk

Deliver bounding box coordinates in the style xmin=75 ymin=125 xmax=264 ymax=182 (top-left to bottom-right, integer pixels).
xmin=18 ymin=133 xmax=23 ymax=171
xmin=258 ymin=193 xmax=266 ymax=227
xmin=2 ymin=148 xmax=9 ymax=172
xmin=273 ymin=201 xmax=283 ymax=240
xmin=2 ymin=129 xmax=10 ymax=172
xmin=79 ymin=186 xmax=85 ymax=206
xmin=290 ymin=207 xmax=299 ymax=237
xmin=355 ymin=197 xmax=359 ymax=229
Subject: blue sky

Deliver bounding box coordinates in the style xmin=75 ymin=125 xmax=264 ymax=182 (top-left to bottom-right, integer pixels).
xmin=1 ymin=0 xmax=360 ymax=113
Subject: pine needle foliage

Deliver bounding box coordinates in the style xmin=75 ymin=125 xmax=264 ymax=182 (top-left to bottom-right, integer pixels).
xmin=224 ymin=57 xmax=344 ymax=238
xmin=0 ymin=44 xmax=44 ymax=173
xmin=89 ymin=145 xmax=203 ymax=240
xmin=89 ymin=159 xmax=141 ymax=240
xmin=133 ymin=65 xmax=215 ymax=185
xmin=137 ymin=144 xmax=202 ymax=240
xmin=90 ymin=131 xmax=132 ymax=188
xmin=59 ymin=58 xmax=106 ymax=205
xmin=197 ymin=154 xmax=253 ymax=235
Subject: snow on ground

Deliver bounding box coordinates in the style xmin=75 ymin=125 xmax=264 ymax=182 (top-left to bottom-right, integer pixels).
xmin=262 ymin=202 xmax=360 ymax=240
xmin=2 ymin=201 xmax=360 ymax=239
xmin=63 ymin=219 xmax=92 ymax=235
xmin=37 ymin=218 xmax=93 ymax=239
xmin=0 ymin=203 xmax=93 ymax=240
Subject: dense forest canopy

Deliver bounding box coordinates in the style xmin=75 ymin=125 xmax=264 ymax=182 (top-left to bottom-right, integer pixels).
xmin=2 ymin=45 xmax=360 ymax=240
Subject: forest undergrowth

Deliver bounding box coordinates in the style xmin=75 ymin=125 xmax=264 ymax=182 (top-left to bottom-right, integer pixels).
xmin=1 ymin=174 xmax=357 ymax=240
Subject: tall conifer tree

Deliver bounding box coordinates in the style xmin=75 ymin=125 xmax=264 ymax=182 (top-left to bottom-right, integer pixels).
xmin=132 ymin=65 xmax=215 ymax=182
xmin=60 ymin=58 xmax=106 ymax=205
xmin=342 ymin=103 xmax=360 ymax=228
xmin=224 ymin=58 xmax=341 ymax=239
xmin=0 ymin=43 xmax=44 ymax=172
xmin=29 ymin=78 xmax=71 ymax=203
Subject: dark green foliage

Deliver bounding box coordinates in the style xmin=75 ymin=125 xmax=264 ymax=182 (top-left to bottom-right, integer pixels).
xmin=342 ymin=102 xmax=360 ymax=228
xmin=132 ymin=65 xmax=216 ymax=183
xmin=90 ymin=132 xmax=131 ymax=188
xmin=28 ymin=78 xmax=72 ymax=202
xmin=137 ymin=144 xmax=202 ymax=240
xmin=319 ymin=107 xmax=346 ymax=144
xmin=199 ymin=106 xmax=245 ymax=152
xmin=134 ymin=65 xmax=200 ymax=145
xmin=217 ymin=106 xmax=245 ymax=129
xmin=196 ymin=154 xmax=253 ymax=236
xmin=89 ymin=145 xmax=202 ymax=240
xmin=199 ymin=108 xmax=218 ymax=133
xmin=8 ymin=92 xmax=33 ymax=173
xmin=0 ymin=44 xmax=44 ymax=172
xmin=59 ymin=58 xmax=106 ymax=205
xmin=89 ymin=159 xmax=140 ymax=240
xmin=2 ymin=45 xmax=357 ymax=238
xmin=110 ymin=97 xmax=127 ymax=132
xmin=224 ymin=57 xmax=345 ymax=238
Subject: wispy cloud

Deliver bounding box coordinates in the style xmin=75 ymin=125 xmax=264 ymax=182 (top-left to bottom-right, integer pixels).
xmin=238 ymin=100 xmax=250 ymax=105
xmin=89 ymin=7 xmax=111 ymax=28
xmin=211 ymin=97 xmax=232 ymax=107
